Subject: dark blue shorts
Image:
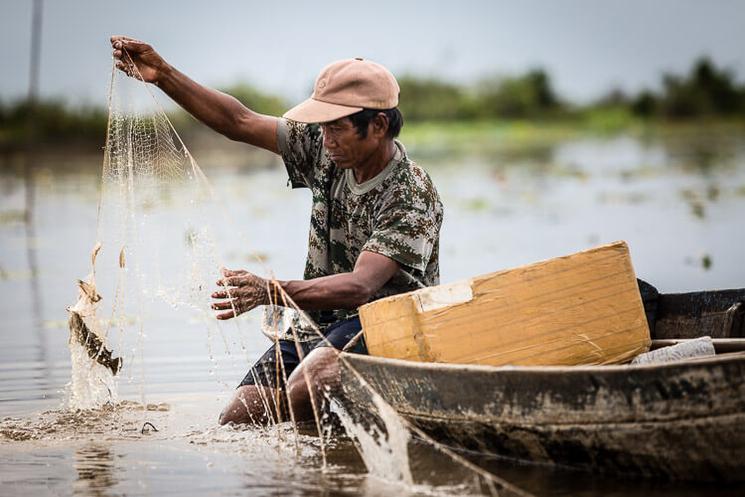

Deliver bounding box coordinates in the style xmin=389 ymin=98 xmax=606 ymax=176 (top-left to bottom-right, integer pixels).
xmin=238 ymin=316 xmax=367 ymax=388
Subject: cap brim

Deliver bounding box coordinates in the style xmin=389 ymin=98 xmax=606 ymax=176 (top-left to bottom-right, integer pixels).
xmin=283 ymin=98 xmax=362 ymax=123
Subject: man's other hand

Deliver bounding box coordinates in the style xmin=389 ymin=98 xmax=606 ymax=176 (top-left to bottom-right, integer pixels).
xmin=111 ymin=36 xmax=165 ymax=84
xmin=211 ymin=268 xmax=271 ymax=320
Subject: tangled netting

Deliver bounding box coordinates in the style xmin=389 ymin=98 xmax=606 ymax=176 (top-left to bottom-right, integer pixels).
xmin=99 ymin=68 xmax=217 ymax=308
xmin=66 ymin=63 xmax=226 ymax=409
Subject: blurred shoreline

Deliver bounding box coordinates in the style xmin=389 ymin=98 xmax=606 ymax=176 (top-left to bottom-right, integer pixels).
xmin=2 ymin=118 xmax=743 ymax=177
xmin=2 ymin=56 xmax=744 ymax=171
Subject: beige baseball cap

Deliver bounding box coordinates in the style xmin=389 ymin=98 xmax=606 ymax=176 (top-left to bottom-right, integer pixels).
xmin=283 ymin=58 xmax=400 ymax=123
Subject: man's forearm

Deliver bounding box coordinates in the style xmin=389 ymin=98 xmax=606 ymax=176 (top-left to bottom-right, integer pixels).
xmin=277 ymin=273 xmax=374 ymax=311
xmin=274 ymin=251 xmax=399 ymax=311
xmin=112 ymin=37 xmax=279 ymax=153
xmin=212 ymin=253 xmax=398 ymax=320
xmin=156 ymin=65 xmax=268 ymax=144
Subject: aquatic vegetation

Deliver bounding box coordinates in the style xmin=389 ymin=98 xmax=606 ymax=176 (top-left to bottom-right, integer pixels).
xmin=0 ymin=209 xmax=26 ymax=224
xmin=702 ymin=254 xmax=713 ymax=270
xmin=462 ymin=197 xmax=490 ymax=212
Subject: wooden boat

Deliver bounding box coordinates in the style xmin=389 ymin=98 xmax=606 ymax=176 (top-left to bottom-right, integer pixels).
xmin=338 ymin=287 xmax=745 ymax=481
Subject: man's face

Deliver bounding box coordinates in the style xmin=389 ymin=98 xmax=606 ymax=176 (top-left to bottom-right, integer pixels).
xmin=320 ymin=118 xmax=380 ymax=169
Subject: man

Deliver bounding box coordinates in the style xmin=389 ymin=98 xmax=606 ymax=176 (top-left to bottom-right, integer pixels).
xmin=111 ymin=36 xmax=443 ymax=425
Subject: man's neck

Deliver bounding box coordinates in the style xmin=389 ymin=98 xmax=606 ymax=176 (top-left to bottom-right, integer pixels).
xmin=352 ymin=141 xmax=397 ymax=184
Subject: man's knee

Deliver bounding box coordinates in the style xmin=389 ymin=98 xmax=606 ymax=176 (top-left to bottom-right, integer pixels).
xmin=221 ymin=348 xmax=342 ymax=425
xmin=288 ymin=347 xmax=340 ymax=391
xmin=286 ymin=347 xmax=341 ymax=420
xmin=218 ymin=385 xmax=282 ymax=426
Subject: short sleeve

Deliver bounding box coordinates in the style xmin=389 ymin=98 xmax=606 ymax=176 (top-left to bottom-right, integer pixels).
xmin=276 ymin=118 xmax=323 ymax=189
xmin=362 ymin=192 xmax=441 ymax=273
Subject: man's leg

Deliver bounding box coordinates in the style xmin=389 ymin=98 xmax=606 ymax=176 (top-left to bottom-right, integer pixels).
xmin=285 ymin=347 xmax=340 ymax=423
xmin=219 ymin=339 xmax=309 ymax=425
xmin=285 ymin=317 xmax=365 ymax=423
xmin=219 ymin=385 xmax=283 ymax=425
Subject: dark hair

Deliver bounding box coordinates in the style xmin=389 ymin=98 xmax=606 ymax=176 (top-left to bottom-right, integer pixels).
xmin=348 ymin=107 xmax=404 ymax=139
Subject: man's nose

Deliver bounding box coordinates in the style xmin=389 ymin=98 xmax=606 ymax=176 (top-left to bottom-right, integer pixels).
xmin=322 ymin=132 xmax=336 ymax=149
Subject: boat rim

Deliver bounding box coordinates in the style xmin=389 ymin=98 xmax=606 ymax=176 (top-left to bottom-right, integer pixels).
xmin=340 ymin=350 xmax=745 ymax=375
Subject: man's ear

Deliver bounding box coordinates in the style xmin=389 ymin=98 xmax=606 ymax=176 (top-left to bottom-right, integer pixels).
xmin=371 ymin=112 xmax=390 ymax=138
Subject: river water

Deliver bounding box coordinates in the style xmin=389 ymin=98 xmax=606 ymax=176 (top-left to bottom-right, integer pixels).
xmin=1 ymin=126 xmax=745 ymax=496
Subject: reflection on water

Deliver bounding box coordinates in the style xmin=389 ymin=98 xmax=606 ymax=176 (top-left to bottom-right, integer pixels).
xmin=1 ymin=127 xmax=745 ymax=496
xmin=74 ymin=444 xmax=118 ymax=497
xmin=655 ymin=125 xmax=744 ymax=174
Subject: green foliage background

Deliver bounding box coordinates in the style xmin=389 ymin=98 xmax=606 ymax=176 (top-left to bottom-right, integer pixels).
xmin=1 ymin=56 xmax=744 ymax=153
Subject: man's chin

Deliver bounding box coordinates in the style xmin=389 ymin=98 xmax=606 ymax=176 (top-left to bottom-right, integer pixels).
xmin=332 ymin=158 xmax=353 ymax=169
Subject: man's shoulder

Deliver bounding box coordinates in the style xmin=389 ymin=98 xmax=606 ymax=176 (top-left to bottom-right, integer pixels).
xmin=280 ymin=119 xmax=336 ymax=189
xmin=284 ymin=119 xmax=323 ymax=152
xmin=383 ymin=151 xmax=441 ymax=206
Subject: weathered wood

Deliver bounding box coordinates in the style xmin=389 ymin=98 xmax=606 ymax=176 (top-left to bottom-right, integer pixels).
xmin=340 ymin=351 xmax=745 ymax=481
xmin=339 ymin=288 xmax=745 ymax=480
xmin=653 ymin=289 xmax=745 ymax=339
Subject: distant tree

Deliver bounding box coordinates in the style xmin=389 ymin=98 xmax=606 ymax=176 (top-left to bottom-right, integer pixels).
xmin=477 ymin=68 xmax=560 ymax=119
xmin=397 ymin=77 xmax=475 ymax=121
xmin=597 ymin=88 xmax=630 ymax=108
xmin=631 ymin=90 xmax=657 ymax=118
xmin=659 ymin=57 xmax=743 ymax=118
xmin=691 ymin=58 xmax=741 ymax=113
xmin=0 ymin=98 xmax=107 ymax=149
xmin=220 ymin=83 xmax=287 ymax=117
xmin=528 ymin=69 xmax=559 ymax=109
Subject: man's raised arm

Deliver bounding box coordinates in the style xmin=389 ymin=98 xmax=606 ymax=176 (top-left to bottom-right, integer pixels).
xmin=110 ymin=36 xmax=279 ymax=154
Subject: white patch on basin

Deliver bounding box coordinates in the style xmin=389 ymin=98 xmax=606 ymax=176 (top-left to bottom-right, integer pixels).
xmin=415 ymin=280 xmax=473 ymax=313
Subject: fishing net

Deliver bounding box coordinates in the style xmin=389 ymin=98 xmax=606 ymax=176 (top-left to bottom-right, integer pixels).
xmin=63 ymin=55 xmax=533 ymax=497
xmin=65 ymin=64 xmax=228 ymax=407
xmin=66 ymin=57 xmax=320 ymax=429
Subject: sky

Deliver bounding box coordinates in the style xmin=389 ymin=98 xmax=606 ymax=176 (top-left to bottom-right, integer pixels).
xmin=2 ymin=0 xmax=745 ymax=108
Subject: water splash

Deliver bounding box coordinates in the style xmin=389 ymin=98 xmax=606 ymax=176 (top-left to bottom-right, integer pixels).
xmin=0 ymin=401 xmax=170 ymax=442
xmin=65 ymin=263 xmax=120 ymax=409
xmin=65 ymin=342 xmax=118 ymax=409
xmin=329 ymin=393 xmax=413 ymax=485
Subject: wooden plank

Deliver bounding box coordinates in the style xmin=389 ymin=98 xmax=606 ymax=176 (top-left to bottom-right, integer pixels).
xmin=360 ymin=241 xmax=651 ymax=367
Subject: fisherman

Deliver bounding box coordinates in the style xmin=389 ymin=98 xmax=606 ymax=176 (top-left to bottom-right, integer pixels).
xmin=111 ymin=36 xmax=443 ymax=425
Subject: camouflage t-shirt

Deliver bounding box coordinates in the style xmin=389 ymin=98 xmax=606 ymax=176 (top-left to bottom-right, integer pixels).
xmin=266 ymin=118 xmax=443 ymax=342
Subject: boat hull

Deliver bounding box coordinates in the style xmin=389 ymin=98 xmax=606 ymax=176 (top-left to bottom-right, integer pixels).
xmin=339 ymin=352 xmax=745 ymax=481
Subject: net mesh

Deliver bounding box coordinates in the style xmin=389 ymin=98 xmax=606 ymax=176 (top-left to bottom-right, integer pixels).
xmin=99 ymin=69 xmax=216 ymax=309
xmin=66 ymin=63 xmax=226 ymax=408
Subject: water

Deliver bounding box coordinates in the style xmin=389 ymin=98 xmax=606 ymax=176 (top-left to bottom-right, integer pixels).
xmin=330 ymin=396 xmax=413 ymax=485
xmin=2 ymin=127 xmax=745 ymax=496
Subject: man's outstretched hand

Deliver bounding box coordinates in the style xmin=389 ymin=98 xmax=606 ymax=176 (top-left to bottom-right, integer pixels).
xmin=111 ymin=36 xmax=165 ymax=84
xmin=211 ymin=268 xmax=272 ymax=320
